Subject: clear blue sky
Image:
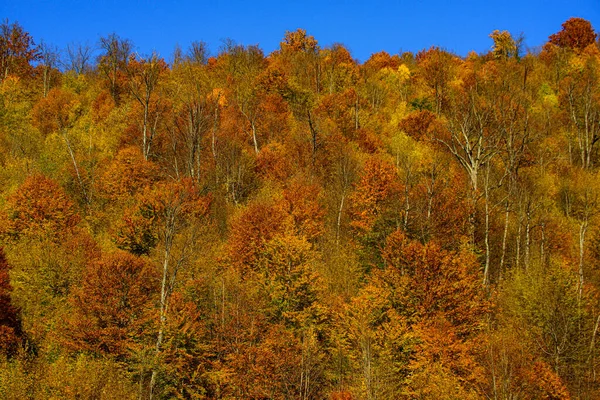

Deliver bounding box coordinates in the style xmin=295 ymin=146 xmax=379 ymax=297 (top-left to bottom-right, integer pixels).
xmin=1 ymin=0 xmax=599 ymax=63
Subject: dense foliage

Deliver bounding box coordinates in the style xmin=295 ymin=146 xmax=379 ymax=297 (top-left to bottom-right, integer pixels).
xmin=1 ymin=17 xmax=600 ymax=399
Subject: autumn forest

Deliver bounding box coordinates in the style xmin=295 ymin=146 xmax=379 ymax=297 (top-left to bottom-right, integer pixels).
xmin=0 ymin=16 xmax=599 ymax=399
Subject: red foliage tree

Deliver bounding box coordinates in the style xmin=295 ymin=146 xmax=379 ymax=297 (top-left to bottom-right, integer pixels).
xmin=0 ymin=20 xmax=40 ymax=81
xmin=227 ymin=200 xmax=287 ymax=270
xmin=4 ymin=174 xmax=80 ymax=240
xmin=350 ymin=156 xmax=401 ymax=235
xmin=0 ymin=247 xmax=21 ymax=355
xmin=549 ymin=17 xmax=597 ymax=50
xmin=65 ymin=251 xmax=158 ymax=358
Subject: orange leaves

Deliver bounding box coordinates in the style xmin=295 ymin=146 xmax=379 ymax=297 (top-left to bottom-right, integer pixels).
xmin=208 ymin=87 xmax=227 ymax=107
xmin=90 ymin=89 xmax=115 ymax=124
xmin=363 ymin=51 xmax=402 ymax=73
xmin=398 ymin=109 xmax=437 ymax=140
xmin=282 ymin=180 xmax=325 ymax=241
xmin=281 ymin=29 xmax=318 ymax=54
xmin=0 ymin=20 xmax=40 ymax=81
xmin=4 ymin=174 xmax=80 ymax=240
xmin=381 ymin=229 xmax=488 ymax=332
xmin=97 ymin=146 xmax=159 ymax=203
xmin=524 ymin=361 xmax=571 ymax=400
xmin=350 ymin=156 xmax=400 ymax=234
xmin=256 ymin=142 xmax=293 ymax=182
xmin=114 ymin=178 xmax=211 ymax=255
xmin=227 ymin=200 xmax=287 ymax=270
xmin=65 ymin=251 xmax=158 ymax=358
xmin=31 ymin=87 xmax=78 ymax=135
xmin=227 ymin=179 xmax=325 ymax=270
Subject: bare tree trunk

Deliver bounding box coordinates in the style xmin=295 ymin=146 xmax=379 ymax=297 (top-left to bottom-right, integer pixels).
xmin=483 ymin=163 xmax=492 ymax=285
xmin=336 ymin=192 xmax=345 ymax=246
xmin=579 ymin=220 xmax=588 ymax=304
xmin=149 ymin=211 xmax=175 ymax=400
xmin=499 ymin=200 xmax=510 ymax=272
xmin=62 ymin=129 xmax=89 ymax=205
xmin=515 ymin=204 xmax=522 ymax=269
xmin=251 ymin=120 xmax=259 ymax=154
xmin=540 ymin=221 xmax=546 ymax=267
xmin=212 ymin=100 xmax=219 ymax=165
xmin=525 ymin=207 xmax=531 ymax=270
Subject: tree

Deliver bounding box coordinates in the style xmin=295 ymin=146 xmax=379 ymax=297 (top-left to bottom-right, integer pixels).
xmin=558 ymin=48 xmax=600 ymax=169
xmin=116 ymin=179 xmax=212 ymax=398
xmin=277 ymin=29 xmax=323 ymax=166
xmin=96 ymin=146 xmax=160 ymax=204
xmin=37 ymin=41 xmax=60 ymax=97
xmin=416 ymin=47 xmax=459 ymax=114
xmin=0 ymin=247 xmax=21 ymax=356
xmin=98 ymin=33 xmax=132 ymax=103
xmin=65 ymin=42 xmax=93 ymax=75
xmin=221 ymin=42 xmax=267 ymax=154
xmin=31 ymin=88 xmax=91 ymax=203
xmin=227 ymin=199 xmax=287 ymax=270
xmin=168 ymin=59 xmax=214 ymax=182
xmin=438 ymin=57 xmax=502 ymax=283
xmin=0 ymin=20 xmax=39 ymax=81
xmin=489 ymin=30 xmax=521 ymax=60
xmin=65 ymin=251 xmax=158 ymax=359
xmin=4 ymin=174 xmax=80 ymax=241
xmin=549 ymin=17 xmax=597 ymax=51
xmin=349 ymin=156 xmax=401 ymax=268
xmin=127 ymin=52 xmax=168 ymax=160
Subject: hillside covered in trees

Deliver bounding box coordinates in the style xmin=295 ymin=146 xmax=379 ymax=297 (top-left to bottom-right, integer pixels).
xmin=1 ymin=16 xmax=600 ymax=399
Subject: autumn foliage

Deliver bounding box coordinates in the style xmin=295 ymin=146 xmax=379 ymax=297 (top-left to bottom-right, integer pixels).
xmin=1 ymin=17 xmax=600 ymax=400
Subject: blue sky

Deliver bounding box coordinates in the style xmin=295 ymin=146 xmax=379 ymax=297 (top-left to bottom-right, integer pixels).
xmin=1 ymin=0 xmax=599 ymax=63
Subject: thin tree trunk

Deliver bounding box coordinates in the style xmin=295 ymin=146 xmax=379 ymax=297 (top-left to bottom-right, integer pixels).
xmin=336 ymin=192 xmax=345 ymax=246
xmin=515 ymin=206 xmax=522 ymax=269
xmin=251 ymin=120 xmax=258 ymax=154
xmin=525 ymin=208 xmax=531 ymax=270
xmin=500 ymin=200 xmax=510 ymax=272
xmin=579 ymin=219 xmax=588 ymax=304
xmin=62 ymin=129 xmax=89 ymax=205
xmin=483 ymin=164 xmax=491 ymax=285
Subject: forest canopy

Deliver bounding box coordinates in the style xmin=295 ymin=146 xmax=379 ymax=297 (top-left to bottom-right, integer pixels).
xmin=0 ymin=16 xmax=600 ymax=399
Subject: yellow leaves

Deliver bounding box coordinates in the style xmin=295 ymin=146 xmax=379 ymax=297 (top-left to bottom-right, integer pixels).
xmin=280 ymin=29 xmax=318 ymax=54
xmin=567 ymin=54 xmax=586 ymax=74
xmin=397 ymin=64 xmax=411 ymax=83
xmin=390 ymin=130 xmax=428 ymax=168
xmin=209 ymin=87 xmax=227 ymax=107
xmin=489 ymin=30 xmax=517 ymax=59
xmin=388 ymin=101 xmax=408 ymax=127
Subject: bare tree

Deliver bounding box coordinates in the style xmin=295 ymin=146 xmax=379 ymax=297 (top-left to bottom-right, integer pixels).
xmin=38 ymin=41 xmax=60 ymax=97
xmin=65 ymin=42 xmax=93 ymax=74
xmin=128 ymin=52 xmax=165 ymax=160
xmin=98 ymin=33 xmax=132 ymax=103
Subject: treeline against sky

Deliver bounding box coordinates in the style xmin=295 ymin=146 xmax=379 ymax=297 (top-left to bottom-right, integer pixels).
xmin=0 ymin=16 xmax=600 ymax=399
